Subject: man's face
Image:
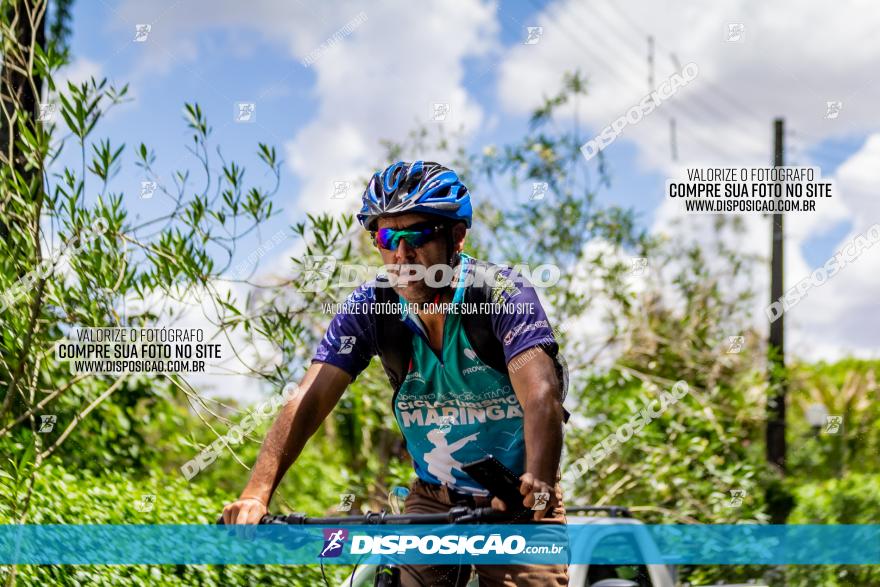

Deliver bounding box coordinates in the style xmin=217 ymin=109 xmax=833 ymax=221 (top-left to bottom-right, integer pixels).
xmin=374 ymin=213 xmax=465 ymax=304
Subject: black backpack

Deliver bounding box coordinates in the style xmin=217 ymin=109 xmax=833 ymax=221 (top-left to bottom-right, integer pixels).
xmin=372 ymin=256 xmax=569 ymax=420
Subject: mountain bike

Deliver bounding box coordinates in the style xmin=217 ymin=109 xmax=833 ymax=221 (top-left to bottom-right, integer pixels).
xmin=218 ymin=505 xmax=513 ymax=587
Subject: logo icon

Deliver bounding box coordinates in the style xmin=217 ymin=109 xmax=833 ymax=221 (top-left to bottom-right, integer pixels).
xmin=331 ymin=181 xmax=351 ymax=199
xmin=630 ymin=257 xmax=648 ymax=276
xmin=431 ymin=103 xmax=450 ymax=122
xmin=38 ymin=102 xmax=56 ymax=122
xmin=235 ymin=102 xmax=256 ymax=123
xmin=727 ymin=335 xmax=744 ymax=353
xmin=824 ymin=415 xmax=843 ymax=434
xmin=532 ymin=492 xmax=550 ymax=511
xmin=336 ymin=493 xmax=355 ymax=512
xmin=299 ymin=255 xmax=337 ymax=292
xmin=524 ymin=26 xmax=543 ymax=45
xmin=140 ymin=181 xmax=157 ymax=199
xmin=134 ymin=24 xmax=151 ymax=42
xmin=727 ymin=23 xmax=744 ymax=42
xmin=728 ymin=489 xmax=746 ymax=507
xmin=463 ymin=348 xmax=477 ymax=361
xmin=338 ymin=336 xmax=356 ymax=355
xmin=490 ymin=274 xmax=521 ymax=304
xmin=134 ymin=494 xmax=156 ymax=513
xmin=438 ymin=415 xmax=457 ymax=434
xmin=825 ymin=101 xmax=842 ymax=120
xmin=403 ymin=370 xmax=425 ymax=385
xmin=530 ymin=182 xmax=548 ymax=201
xmin=38 ymin=415 xmax=57 ymax=433
xmin=319 ymin=528 xmax=348 ymax=558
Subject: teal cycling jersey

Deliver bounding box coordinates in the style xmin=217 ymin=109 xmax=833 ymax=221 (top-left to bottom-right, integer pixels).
xmin=393 ymin=277 xmax=524 ymax=494
xmin=313 ymin=253 xmax=559 ymax=494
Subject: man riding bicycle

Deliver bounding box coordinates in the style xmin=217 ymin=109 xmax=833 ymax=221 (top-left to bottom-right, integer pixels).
xmin=223 ymin=161 xmax=568 ymax=586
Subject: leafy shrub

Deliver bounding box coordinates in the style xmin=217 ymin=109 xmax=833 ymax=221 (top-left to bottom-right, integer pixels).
xmin=782 ymin=473 xmax=880 ymax=587
xmin=2 ymin=464 xmax=352 ymax=586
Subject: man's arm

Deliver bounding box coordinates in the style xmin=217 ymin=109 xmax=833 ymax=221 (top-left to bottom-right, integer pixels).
xmin=448 ymin=431 xmax=480 ymax=451
xmin=222 ymin=362 xmax=351 ymax=524
xmin=506 ymin=348 xmax=563 ymax=520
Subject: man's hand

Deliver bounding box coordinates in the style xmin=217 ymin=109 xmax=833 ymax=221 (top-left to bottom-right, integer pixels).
xmin=490 ymin=472 xmax=560 ymax=520
xmin=222 ymin=496 xmax=268 ymax=525
xmin=505 ymin=348 xmax=564 ymax=520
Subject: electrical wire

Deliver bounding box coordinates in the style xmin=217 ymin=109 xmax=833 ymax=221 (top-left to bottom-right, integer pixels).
xmin=526 ymin=0 xmax=745 ymax=162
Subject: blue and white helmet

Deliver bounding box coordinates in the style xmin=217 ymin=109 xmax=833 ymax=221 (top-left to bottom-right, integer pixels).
xmin=357 ymin=161 xmax=473 ymax=231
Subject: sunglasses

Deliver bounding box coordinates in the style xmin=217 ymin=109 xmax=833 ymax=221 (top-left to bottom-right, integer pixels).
xmin=371 ymin=221 xmax=449 ymax=251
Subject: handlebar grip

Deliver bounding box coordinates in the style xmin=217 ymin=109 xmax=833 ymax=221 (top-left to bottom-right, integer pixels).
xmin=216 ymin=514 xmax=277 ymax=525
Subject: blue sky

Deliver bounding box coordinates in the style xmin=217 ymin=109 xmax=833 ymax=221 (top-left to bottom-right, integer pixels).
xmin=61 ymin=0 xmax=669 ymax=241
xmin=53 ymin=0 xmax=880 ymax=364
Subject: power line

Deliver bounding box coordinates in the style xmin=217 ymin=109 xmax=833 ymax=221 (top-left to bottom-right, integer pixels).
xmin=554 ymin=2 xmax=753 ymax=158
xmin=561 ymin=1 xmax=764 ymax=149
xmin=670 ymin=118 xmax=678 ymax=161
xmin=526 ymin=0 xmax=750 ymax=162
xmin=580 ymin=4 xmax=764 ymax=132
xmin=600 ymin=0 xmax=770 ymax=128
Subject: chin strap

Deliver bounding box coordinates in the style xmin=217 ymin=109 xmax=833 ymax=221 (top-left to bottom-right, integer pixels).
xmin=442 ymin=226 xmax=461 ymax=301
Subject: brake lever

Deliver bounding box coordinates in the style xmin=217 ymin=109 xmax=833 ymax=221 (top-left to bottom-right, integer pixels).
xmin=458 ymin=506 xmax=524 ymax=524
xmin=215 ymin=513 xmax=308 ymax=525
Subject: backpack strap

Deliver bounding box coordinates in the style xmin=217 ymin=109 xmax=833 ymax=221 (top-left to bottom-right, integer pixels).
xmin=461 ymin=261 xmax=508 ymax=373
xmin=373 ymin=281 xmax=414 ymax=392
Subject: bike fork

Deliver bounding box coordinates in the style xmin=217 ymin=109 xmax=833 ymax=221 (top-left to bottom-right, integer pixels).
xmin=373 ymin=564 xmax=400 ymax=587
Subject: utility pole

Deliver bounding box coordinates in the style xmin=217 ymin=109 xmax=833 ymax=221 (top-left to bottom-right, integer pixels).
xmin=767 ymin=118 xmax=790 ymax=525
xmin=669 ymin=54 xmax=681 ymax=162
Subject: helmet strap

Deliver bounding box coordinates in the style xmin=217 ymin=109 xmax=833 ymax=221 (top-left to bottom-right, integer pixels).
xmin=445 ymin=228 xmax=454 ymax=268
xmin=437 ymin=225 xmax=458 ymax=302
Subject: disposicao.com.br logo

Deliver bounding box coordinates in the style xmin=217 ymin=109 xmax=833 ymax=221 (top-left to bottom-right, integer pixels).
xmin=319 ymin=528 xmax=349 ymax=558
xmin=345 ymin=533 xmax=562 ymax=556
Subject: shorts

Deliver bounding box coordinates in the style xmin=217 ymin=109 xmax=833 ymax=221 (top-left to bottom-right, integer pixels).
xmin=398 ymin=478 xmax=569 ymax=587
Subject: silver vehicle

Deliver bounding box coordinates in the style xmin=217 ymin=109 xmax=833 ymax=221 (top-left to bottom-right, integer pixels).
xmin=220 ymin=505 xmax=767 ymax=586
xmin=565 ymin=506 xmax=768 ymax=587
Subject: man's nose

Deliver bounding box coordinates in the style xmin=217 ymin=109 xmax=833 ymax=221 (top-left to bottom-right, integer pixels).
xmin=394 ymin=239 xmax=417 ymax=263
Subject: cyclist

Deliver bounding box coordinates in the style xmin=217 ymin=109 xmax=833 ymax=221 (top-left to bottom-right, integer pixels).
xmin=223 ymin=161 xmax=568 ymax=586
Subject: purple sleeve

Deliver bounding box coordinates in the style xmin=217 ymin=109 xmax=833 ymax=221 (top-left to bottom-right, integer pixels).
xmin=490 ymin=268 xmax=559 ymax=364
xmin=311 ymin=283 xmax=378 ymax=379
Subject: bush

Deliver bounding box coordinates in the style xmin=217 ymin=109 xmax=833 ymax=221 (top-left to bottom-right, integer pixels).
xmin=2 ymin=464 xmax=352 ymax=586
xmin=783 ymin=473 xmax=880 ymax=586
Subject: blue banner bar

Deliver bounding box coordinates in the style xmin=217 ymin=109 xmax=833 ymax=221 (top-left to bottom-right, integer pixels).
xmin=1 ymin=524 xmax=878 ymax=565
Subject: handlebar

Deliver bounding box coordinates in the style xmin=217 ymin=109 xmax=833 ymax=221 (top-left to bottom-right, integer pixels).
xmin=217 ymin=505 xmax=513 ymax=526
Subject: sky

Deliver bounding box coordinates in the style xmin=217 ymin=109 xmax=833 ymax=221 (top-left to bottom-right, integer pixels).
xmin=53 ymin=0 xmax=880 ymax=398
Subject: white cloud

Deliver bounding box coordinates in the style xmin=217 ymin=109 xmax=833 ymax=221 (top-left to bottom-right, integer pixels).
xmin=114 ymin=0 xmax=498 ymax=217
xmin=497 ymin=0 xmax=880 ymax=361
xmin=102 ymin=0 xmax=877 ymax=364
xmin=284 ymin=0 xmax=497 ymax=220
xmin=496 ymin=0 xmax=880 ymax=171
xmin=647 ymin=137 xmax=880 ymax=362
xmin=784 ymin=135 xmax=880 ymax=361
xmin=55 ymin=57 xmax=103 ymax=88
